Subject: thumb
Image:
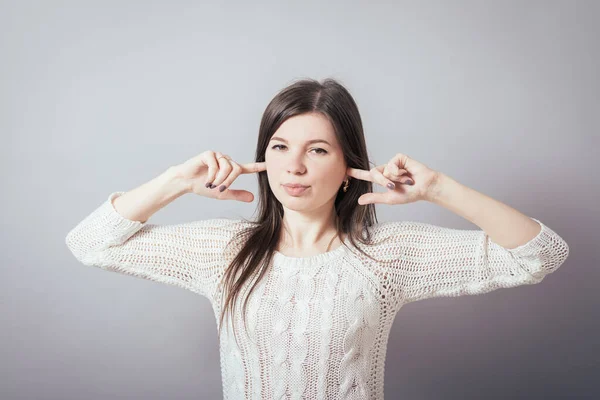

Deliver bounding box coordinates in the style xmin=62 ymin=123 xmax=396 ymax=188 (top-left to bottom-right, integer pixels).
xmin=220 ymin=189 xmax=255 ymax=203
xmin=358 ymin=193 xmax=379 ymax=205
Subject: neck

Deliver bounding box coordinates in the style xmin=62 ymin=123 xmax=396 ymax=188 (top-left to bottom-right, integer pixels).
xmin=277 ymin=210 xmax=341 ymax=254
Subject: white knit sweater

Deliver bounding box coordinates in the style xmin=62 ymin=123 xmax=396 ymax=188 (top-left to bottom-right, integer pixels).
xmin=65 ymin=191 xmax=570 ymax=399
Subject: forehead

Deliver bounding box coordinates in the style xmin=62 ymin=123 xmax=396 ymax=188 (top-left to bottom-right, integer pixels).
xmin=272 ymin=112 xmax=337 ymax=143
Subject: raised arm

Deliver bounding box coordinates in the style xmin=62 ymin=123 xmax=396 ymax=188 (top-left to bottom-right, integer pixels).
xmin=65 ymin=151 xmax=264 ymax=301
xmin=65 ymin=190 xmax=247 ymax=301
xmin=372 ymin=218 xmax=570 ymax=308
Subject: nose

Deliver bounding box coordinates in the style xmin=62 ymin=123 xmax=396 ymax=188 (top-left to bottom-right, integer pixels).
xmin=285 ymin=151 xmax=307 ymax=175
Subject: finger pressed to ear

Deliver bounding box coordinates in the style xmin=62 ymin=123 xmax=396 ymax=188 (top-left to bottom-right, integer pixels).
xmin=240 ymin=161 xmax=267 ymax=174
xmin=346 ymin=167 xmax=371 ymax=182
xmin=207 ymin=158 xmax=267 ymax=192
xmin=347 ymin=166 xmax=398 ymax=187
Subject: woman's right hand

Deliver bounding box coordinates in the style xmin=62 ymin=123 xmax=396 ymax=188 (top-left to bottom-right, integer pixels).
xmin=173 ymin=150 xmax=266 ymax=203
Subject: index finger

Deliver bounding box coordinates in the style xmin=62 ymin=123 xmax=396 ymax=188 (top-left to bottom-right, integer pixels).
xmin=239 ymin=161 xmax=267 ymax=174
xmin=346 ymin=166 xmax=373 ymax=182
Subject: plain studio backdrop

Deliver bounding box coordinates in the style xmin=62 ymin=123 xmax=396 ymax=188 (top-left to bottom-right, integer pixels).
xmin=1 ymin=1 xmax=597 ymax=399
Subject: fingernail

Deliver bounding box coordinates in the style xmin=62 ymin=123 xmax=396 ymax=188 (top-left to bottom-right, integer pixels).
xmin=210 ymin=184 xmax=217 ymax=189
xmin=387 ymin=183 xmax=395 ymax=190
xmin=205 ymin=182 xmax=212 ymax=188
xmin=218 ymin=185 xmax=226 ymax=192
xmin=405 ymin=179 xmax=414 ymax=185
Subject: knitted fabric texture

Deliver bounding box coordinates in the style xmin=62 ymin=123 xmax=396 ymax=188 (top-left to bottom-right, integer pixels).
xmin=65 ymin=191 xmax=570 ymax=399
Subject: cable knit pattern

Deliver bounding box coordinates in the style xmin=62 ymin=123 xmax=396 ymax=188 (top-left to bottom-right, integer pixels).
xmin=66 ymin=191 xmax=570 ymax=399
xmin=316 ymin=268 xmax=339 ymax=398
xmin=339 ymin=274 xmax=378 ymax=399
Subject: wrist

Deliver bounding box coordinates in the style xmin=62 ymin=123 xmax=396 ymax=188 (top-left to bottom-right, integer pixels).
xmin=160 ymin=166 xmax=192 ymax=196
xmin=424 ymin=172 xmax=450 ymax=203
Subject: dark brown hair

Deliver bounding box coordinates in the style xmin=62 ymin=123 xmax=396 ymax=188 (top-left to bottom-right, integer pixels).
xmin=217 ymin=77 xmax=388 ymax=345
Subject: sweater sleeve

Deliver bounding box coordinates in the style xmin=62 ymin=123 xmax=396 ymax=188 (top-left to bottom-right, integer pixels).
xmin=372 ymin=217 xmax=570 ymax=308
xmin=65 ymin=191 xmax=246 ymax=301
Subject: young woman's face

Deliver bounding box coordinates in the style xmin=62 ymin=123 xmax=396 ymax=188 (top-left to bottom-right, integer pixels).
xmin=265 ymin=112 xmax=347 ymax=212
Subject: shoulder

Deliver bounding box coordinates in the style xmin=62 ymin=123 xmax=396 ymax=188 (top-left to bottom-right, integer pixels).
xmin=344 ymin=221 xmax=406 ymax=260
xmin=161 ymin=218 xmax=257 ymax=243
xmin=361 ymin=220 xmax=410 ymax=242
xmin=364 ymin=220 xmax=451 ymax=240
xmin=350 ymin=220 xmax=430 ymax=258
xmin=186 ymin=217 xmax=258 ymax=231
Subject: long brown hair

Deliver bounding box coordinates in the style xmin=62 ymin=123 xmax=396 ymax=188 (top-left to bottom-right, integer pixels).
xmin=217 ymin=77 xmax=388 ymax=344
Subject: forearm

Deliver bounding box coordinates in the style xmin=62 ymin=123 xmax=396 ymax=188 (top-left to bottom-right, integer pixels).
xmin=111 ymin=166 xmax=192 ymax=223
xmin=426 ymin=173 xmax=542 ymax=249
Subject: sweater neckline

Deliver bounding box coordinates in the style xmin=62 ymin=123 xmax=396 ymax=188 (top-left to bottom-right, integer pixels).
xmin=272 ymin=236 xmax=350 ymax=269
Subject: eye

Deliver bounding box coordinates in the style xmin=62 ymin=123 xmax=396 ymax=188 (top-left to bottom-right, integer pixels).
xmin=270 ymin=144 xmax=328 ymax=155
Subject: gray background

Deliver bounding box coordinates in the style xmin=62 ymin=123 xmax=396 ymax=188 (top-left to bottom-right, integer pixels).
xmin=2 ymin=0 xmax=598 ymax=399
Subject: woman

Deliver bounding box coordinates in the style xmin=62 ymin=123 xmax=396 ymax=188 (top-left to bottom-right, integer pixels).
xmin=65 ymin=78 xmax=569 ymax=399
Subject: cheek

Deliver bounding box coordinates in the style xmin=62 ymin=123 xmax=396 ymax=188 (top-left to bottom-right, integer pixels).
xmin=312 ymin=172 xmax=344 ymax=192
xmin=265 ymin=159 xmax=286 ymax=176
xmin=264 ymin=162 xmax=275 ymax=178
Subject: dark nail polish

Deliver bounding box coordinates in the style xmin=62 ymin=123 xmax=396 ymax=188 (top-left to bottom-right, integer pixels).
xmin=406 ymin=179 xmax=414 ymax=185
xmin=387 ymin=183 xmax=395 ymax=190
xmin=205 ymin=182 xmax=212 ymax=188
xmin=210 ymin=184 xmax=217 ymax=189
xmin=218 ymin=185 xmax=226 ymax=192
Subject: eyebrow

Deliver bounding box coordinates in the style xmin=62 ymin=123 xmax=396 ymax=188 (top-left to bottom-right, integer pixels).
xmin=270 ymin=136 xmax=332 ymax=146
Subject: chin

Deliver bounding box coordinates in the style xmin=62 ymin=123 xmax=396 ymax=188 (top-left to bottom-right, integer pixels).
xmin=276 ymin=194 xmax=314 ymax=210
xmin=283 ymin=204 xmax=310 ymax=212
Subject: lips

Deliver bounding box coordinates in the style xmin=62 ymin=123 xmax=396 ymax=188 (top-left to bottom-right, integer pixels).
xmin=283 ymin=184 xmax=310 ymax=188
xmin=282 ymin=185 xmax=310 ymax=196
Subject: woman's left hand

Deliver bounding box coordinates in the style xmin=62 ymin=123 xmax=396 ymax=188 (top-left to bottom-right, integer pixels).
xmin=346 ymin=153 xmax=441 ymax=205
